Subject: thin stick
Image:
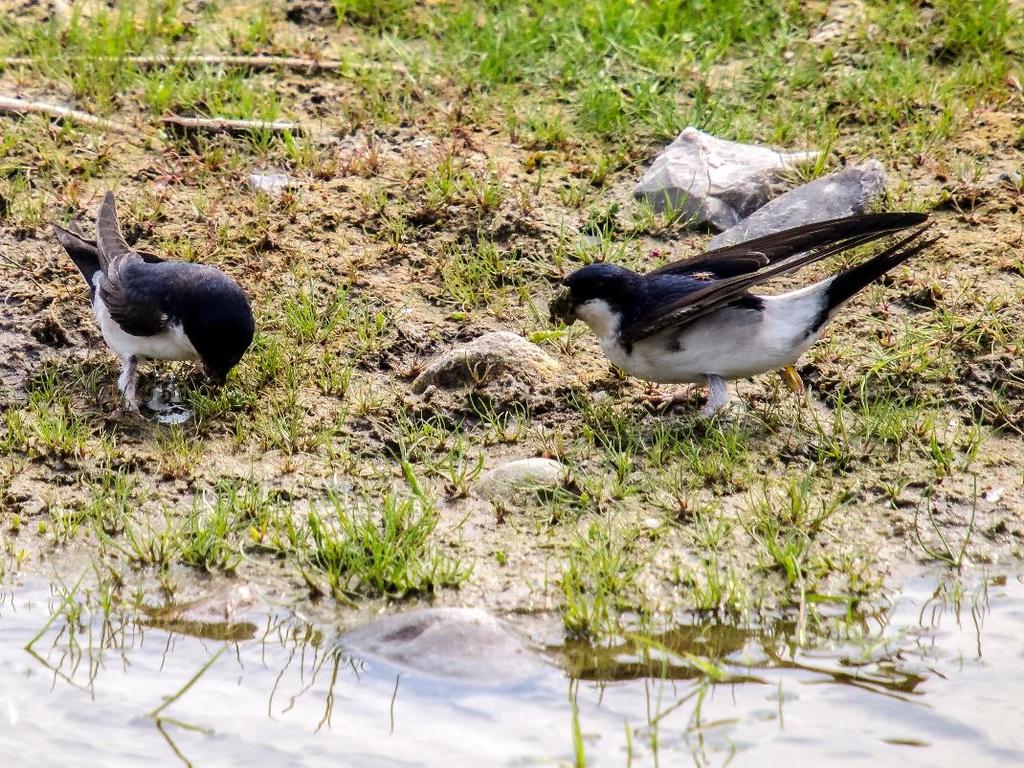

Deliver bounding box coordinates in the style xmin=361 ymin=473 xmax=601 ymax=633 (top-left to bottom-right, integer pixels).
xmin=130 ymin=54 xmax=344 ymax=72
xmin=0 ymin=95 xmax=143 ymax=138
xmin=155 ymin=719 xmax=196 ymax=768
xmin=0 ymin=54 xmax=405 ymax=75
xmin=161 ymin=114 xmax=302 ymax=136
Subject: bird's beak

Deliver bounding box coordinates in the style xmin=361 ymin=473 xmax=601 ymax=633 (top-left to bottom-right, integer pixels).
xmin=549 ymin=285 xmax=576 ymax=326
xmin=203 ymin=363 xmax=227 ymax=386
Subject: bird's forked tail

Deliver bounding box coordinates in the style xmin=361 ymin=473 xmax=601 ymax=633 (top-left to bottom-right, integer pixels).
xmin=816 ymin=223 xmax=938 ymax=328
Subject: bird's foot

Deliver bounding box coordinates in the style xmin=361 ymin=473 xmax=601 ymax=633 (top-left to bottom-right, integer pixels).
xmin=643 ymin=385 xmax=697 ymax=411
xmin=779 ymin=365 xmax=805 ymax=396
xmin=111 ymin=396 xmax=142 ymax=419
xmin=700 ymin=374 xmax=731 ymax=418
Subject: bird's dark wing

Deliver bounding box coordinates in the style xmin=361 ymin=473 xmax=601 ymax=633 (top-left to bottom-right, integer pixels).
xmin=96 ymin=191 xmax=135 ymax=272
xmin=97 ymin=260 xmax=169 ymax=336
xmin=95 ymin=192 xmax=169 ymax=336
xmin=52 ymin=223 xmax=102 ymax=289
xmin=52 ymin=222 xmax=162 ymax=267
xmin=622 ymin=222 xmax=931 ymax=346
xmin=649 ymin=212 xmax=928 ymax=279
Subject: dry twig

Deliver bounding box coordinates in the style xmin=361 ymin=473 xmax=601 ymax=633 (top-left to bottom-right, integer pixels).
xmin=160 ymin=114 xmax=303 ymax=136
xmin=0 ymin=54 xmax=406 ymax=75
xmin=0 ymin=94 xmax=143 ymax=138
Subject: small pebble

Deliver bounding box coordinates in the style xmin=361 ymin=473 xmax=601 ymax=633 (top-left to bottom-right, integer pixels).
xmin=247 ymin=171 xmax=295 ymax=196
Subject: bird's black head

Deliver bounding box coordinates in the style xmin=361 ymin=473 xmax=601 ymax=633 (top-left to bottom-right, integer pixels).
xmin=171 ymin=267 xmax=255 ymax=385
xmin=195 ymin=299 xmax=255 ymax=384
xmin=549 ymin=263 xmax=640 ymax=327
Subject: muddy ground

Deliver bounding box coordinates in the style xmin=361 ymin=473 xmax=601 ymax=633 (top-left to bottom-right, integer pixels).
xmin=0 ymin=0 xmax=1022 ymax=643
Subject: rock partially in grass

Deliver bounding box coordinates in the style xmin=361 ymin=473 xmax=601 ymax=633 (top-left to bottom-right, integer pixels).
xmin=633 ymin=127 xmax=817 ymax=230
xmin=246 ymin=171 xmax=295 ymax=196
xmin=342 ymin=607 xmax=547 ymax=683
xmin=475 ymin=457 xmax=568 ymax=498
xmin=412 ymin=331 xmax=560 ymax=394
xmin=707 ymin=161 xmax=887 ymax=249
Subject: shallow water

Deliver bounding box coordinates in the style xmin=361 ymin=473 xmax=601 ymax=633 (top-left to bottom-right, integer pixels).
xmin=1 ymin=571 xmax=1022 ymax=767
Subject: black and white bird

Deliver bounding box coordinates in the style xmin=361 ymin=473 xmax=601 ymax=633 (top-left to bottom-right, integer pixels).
xmin=549 ymin=212 xmax=936 ymax=416
xmin=53 ymin=192 xmax=255 ymax=410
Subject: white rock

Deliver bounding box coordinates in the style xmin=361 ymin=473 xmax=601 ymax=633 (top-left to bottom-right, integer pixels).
xmin=633 ymin=127 xmax=817 ymax=230
xmin=707 ymin=161 xmax=887 ymax=249
xmin=412 ymin=331 xmax=560 ymax=394
xmin=475 ymin=457 xmax=568 ymax=498
xmin=247 ymin=171 xmax=294 ymax=196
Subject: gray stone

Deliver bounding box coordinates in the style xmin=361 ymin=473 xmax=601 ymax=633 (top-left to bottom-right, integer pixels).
xmin=411 ymin=331 xmax=560 ymax=394
xmin=246 ymin=171 xmax=294 ymax=196
xmin=633 ymin=127 xmax=817 ymax=230
xmin=707 ymin=161 xmax=887 ymax=249
xmin=341 ymin=607 xmax=547 ymax=683
xmin=475 ymin=458 xmax=568 ymax=498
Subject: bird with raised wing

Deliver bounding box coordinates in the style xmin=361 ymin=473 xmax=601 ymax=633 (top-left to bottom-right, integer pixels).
xmin=53 ymin=192 xmax=255 ymax=411
xmin=549 ymin=212 xmax=937 ymax=416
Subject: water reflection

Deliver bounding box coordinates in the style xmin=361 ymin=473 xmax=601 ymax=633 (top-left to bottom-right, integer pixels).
xmin=561 ymin=607 xmax=929 ymax=698
xmin=0 ymin=571 xmax=1022 ymax=766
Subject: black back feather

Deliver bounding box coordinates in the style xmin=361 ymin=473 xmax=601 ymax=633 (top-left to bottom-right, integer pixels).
xmin=649 ymin=212 xmax=927 ymax=280
xmin=620 ymin=213 xmax=932 ymax=345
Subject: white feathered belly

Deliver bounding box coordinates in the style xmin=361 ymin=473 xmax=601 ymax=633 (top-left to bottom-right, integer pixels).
xmin=603 ymin=286 xmax=829 ymax=384
xmin=93 ymin=294 xmax=199 ymax=362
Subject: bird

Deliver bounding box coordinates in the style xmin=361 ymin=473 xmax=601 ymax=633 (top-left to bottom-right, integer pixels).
xmin=52 ymin=192 xmax=255 ymax=411
xmin=549 ymin=212 xmax=937 ymax=416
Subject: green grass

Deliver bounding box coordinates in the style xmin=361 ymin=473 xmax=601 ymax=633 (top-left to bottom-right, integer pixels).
xmin=560 ymin=520 xmax=651 ymax=639
xmin=84 ymin=468 xmax=141 ymax=536
xmin=306 ymin=489 xmax=470 ymax=599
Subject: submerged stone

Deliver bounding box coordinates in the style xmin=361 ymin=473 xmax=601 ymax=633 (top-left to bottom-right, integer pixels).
xmin=633 ymin=127 xmax=817 ymax=230
xmin=141 ymin=583 xmax=259 ymax=642
xmin=341 ymin=607 xmax=547 ymax=683
xmin=411 ymin=331 xmax=560 ymax=394
xmin=475 ymin=458 xmax=568 ymax=499
xmin=707 ymin=161 xmax=887 ymax=249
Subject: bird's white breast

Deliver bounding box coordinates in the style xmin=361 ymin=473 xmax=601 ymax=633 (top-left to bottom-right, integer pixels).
xmin=92 ymin=291 xmax=199 ymax=362
xmin=587 ymin=284 xmax=830 ymax=384
xmin=575 ymin=299 xmax=621 ymax=340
